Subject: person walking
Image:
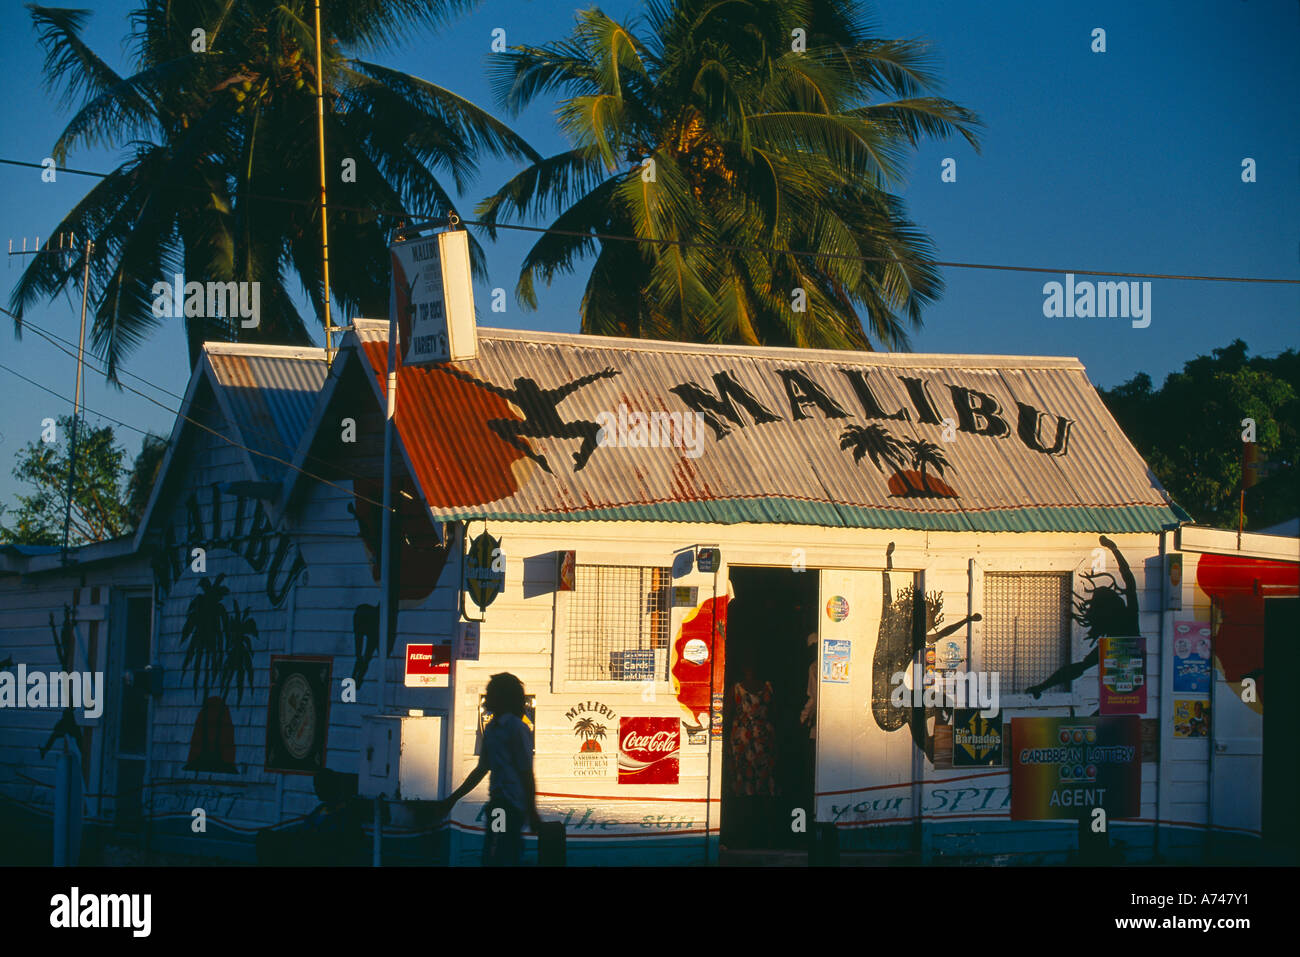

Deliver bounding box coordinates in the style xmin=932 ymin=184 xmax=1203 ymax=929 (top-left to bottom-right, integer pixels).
xmin=434 ymin=673 xmax=542 ymax=865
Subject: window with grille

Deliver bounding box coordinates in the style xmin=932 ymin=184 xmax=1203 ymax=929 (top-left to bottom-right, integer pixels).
xmin=566 ymin=565 xmax=672 ymax=682
xmin=983 ymin=572 xmax=1072 ymax=695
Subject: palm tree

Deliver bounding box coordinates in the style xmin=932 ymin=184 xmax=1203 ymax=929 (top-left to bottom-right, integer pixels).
xmin=840 ymin=423 xmax=913 ymax=491
xmin=478 ymin=0 xmax=979 ymax=349
xmin=10 ymin=1 xmax=536 ymax=375
xmin=181 ymin=574 xmax=231 ymax=698
xmin=903 ymin=438 xmax=952 ymax=494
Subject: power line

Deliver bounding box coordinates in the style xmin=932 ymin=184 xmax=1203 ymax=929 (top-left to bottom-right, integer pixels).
xmin=0 ymin=345 xmax=387 ymax=511
xmin=2 ymin=155 xmax=1297 ymax=285
xmin=0 ymin=361 xmax=149 ymax=437
xmin=3 ymin=306 xmax=383 ymax=493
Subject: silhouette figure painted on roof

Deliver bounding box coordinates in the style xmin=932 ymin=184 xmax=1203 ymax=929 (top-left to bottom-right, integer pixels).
xmin=1025 ymin=535 xmax=1139 ymax=699
xmin=435 ymin=366 xmax=621 ymax=472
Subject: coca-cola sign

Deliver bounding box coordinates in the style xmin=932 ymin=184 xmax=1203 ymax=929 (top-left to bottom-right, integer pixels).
xmin=618 ymin=717 xmax=680 ymax=784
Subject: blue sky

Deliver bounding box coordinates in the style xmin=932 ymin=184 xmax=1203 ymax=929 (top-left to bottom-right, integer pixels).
xmin=0 ymin=0 xmax=1296 ymax=507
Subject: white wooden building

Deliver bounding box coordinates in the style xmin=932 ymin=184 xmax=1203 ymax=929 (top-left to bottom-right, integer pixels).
xmin=1 ymin=320 xmax=1295 ymax=866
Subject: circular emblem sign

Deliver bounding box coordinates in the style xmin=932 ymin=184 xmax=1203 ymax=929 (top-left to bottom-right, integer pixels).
xmin=278 ymin=672 xmax=316 ymax=761
xmin=826 ymin=596 xmax=849 ymax=622
xmin=683 ymin=638 xmax=708 ymax=664
xmin=465 ymin=531 xmax=505 ymax=611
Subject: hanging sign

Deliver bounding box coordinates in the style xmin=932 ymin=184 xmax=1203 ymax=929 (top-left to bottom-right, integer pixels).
xmin=465 ymin=531 xmax=505 ymax=612
xmin=390 ymin=229 xmax=477 ymax=365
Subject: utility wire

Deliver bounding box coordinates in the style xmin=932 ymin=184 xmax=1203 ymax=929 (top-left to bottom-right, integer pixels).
xmin=2 ymin=155 xmax=1297 ymax=285
xmin=2 ymin=306 xmax=392 ymax=501
xmin=0 ymin=347 xmax=387 ymax=511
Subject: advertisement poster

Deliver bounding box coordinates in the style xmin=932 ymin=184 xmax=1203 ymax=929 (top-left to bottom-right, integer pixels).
xmin=618 ymin=717 xmax=680 ymax=784
xmin=1010 ymin=716 xmax=1141 ymax=820
xmin=1099 ymin=636 xmax=1146 ymax=715
xmin=1173 ymin=699 xmax=1210 ymax=738
xmin=475 ymin=694 xmax=536 ymax=755
xmin=568 ymin=700 xmax=616 ymax=777
xmin=265 ymin=657 xmax=331 ymax=774
xmin=822 ymin=639 xmax=851 ymax=684
xmin=711 ymin=692 xmax=725 ymax=739
xmin=953 ymin=709 xmax=1003 ymax=767
xmin=404 ymin=642 xmax=451 ymax=687
xmin=456 ymin=621 xmax=480 ymax=661
xmin=1172 ymin=621 xmax=1211 ymax=693
xmin=611 ymin=649 xmax=657 ymax=681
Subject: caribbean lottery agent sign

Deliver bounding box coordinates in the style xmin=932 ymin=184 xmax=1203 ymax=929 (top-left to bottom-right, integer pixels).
xmin=464 ymin=531 xmax=505 ymax=613
xmin=1011 ymin=716 xmax=1140 ymax=820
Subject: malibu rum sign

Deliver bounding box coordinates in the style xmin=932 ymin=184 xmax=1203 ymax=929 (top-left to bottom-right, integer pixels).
xmin=390 ymin=229 xmax=477 ymax=365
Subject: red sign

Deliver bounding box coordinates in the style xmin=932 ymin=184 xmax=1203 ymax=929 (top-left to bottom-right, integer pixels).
xmin=405 ymin=643 xmax=450 ymax=687
xmin=618 ymin=717 xmax=680 ymax=784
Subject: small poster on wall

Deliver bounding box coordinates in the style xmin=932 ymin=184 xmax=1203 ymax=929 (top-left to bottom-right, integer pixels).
xmin=1172 ymin=621 xmax=1211 ymax=693
xmin=265 ymin=656 xmax=331 ymax=774
xmin=822 ymin=639 xmax=851 ymax=683
xmin=1173 ymin=699 xmax=1210 ymax=738
xmin=952 ymin=709 xmax=1003 ymax=767
xmin=1099 ymin=636 xmax=1146 ymax=715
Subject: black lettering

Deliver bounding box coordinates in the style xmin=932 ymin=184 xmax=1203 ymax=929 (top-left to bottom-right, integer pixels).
xmin=669 ymin=371 xmax=781 ymax=439
xmin=776 ymin=369 xmax=847 ymax=421
xmin=899 ymin=376 xmax=943 ymax=425
xmin=839 ymin=369 xmax=908 ymax=421
xmin=949 ymin=386 xmax=1010 ymax=437
xmin=1016 ymin=401 xmax=1073 ymax=455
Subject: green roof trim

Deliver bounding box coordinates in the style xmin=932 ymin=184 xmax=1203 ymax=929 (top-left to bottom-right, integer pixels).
xmin=430 ymin=500 xmax=1184 ymax=533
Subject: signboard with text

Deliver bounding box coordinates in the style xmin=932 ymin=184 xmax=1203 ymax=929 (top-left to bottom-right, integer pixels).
xmin=1010 ymin=716 xmax=1141 ymax=820
xmin=390 ymin=230 xmax=477 ymax=365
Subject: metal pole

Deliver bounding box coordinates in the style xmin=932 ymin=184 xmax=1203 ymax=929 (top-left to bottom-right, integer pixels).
xmin=61 ymin=239 xmax=93 ymax=565
xmin=372 ymin=261 xmax=399 ymax=867
xmin=313 ymin=0 xmax=334 ymax=363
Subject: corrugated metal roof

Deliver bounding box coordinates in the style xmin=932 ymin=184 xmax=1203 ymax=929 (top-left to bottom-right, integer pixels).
xmin=205 ymin=344 xmax=329 ymax=484
xmin=347 ymin=321 xmax=1184 ymax=532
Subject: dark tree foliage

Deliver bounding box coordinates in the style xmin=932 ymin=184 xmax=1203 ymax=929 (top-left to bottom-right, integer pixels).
xmin=1098 ymin=341 xmax=1299 ymax=529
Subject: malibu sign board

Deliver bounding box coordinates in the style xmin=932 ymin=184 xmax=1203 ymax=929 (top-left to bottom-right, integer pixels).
xmin=390 ymin=229 xmax=477 ymax=365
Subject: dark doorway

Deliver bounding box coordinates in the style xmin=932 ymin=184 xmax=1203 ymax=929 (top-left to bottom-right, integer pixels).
xmin=721 ymin=566 xmax=820 ymax=851
xmin=1262 ymin=597 xmax=1298 ymax=864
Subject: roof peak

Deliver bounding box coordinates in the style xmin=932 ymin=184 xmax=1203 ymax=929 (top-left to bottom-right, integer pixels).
xmin=347 ymin=318 xmax=1084 ymax=369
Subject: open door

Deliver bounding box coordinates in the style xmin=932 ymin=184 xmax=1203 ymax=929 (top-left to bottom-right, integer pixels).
xmin=720 ymin=566 xmax=818 ymax=853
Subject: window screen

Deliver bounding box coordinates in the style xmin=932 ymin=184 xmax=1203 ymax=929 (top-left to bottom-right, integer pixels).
xmin=983 ymin=572 xmax=1072 ymax=695
xmin=567 ymin=566 xmax=671 ymax=681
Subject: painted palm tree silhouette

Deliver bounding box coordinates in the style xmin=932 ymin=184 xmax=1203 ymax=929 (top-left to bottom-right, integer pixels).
xmin=840 ymin=424 xmax=915 ymax=492
xmin=181 ymin=575 xmax=231 ymax=699
xmin=220 ymin=601 xmax=258 ymax=704
xmin=903 ymin=439 xmax=954 ymax=496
